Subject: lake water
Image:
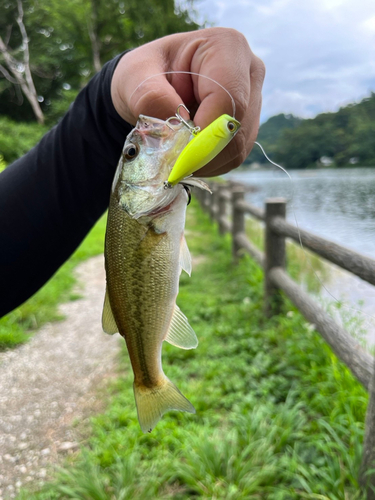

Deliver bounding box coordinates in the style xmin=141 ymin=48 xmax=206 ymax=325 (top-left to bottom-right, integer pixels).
xmin=226 ymin=167 xmax=375 ymax=345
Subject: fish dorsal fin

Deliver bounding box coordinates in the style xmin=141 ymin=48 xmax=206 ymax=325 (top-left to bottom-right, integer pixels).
xmin=165 ymin=305 xmax=198 ymax=349
xmin=180 ymin=235 xmax=192 ymax=276
xmin=102 ymin=288 xmax=118 ymax=335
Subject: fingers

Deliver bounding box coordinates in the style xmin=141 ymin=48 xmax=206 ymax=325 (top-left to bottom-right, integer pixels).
xmin=111 ymin=43 xmax=189 ymax=124
xmin=196 ymin=53 xmax=265 ymax=177
xmin=111 ymin=28 xmax=265 ymax=177
xmin=191 ymin=31 xmax=252 ymax=128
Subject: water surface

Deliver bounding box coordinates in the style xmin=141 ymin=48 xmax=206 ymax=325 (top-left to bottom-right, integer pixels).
xmin=227 ymin=167 xmax=375 ymax=345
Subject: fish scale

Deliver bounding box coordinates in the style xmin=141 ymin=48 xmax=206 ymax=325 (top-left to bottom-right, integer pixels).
xmin=102 ymin=116 xmax=199 ymax=432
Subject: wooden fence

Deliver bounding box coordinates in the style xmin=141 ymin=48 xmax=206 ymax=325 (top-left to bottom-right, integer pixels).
xmin=195 ymin=180 xmax=375 ymax=497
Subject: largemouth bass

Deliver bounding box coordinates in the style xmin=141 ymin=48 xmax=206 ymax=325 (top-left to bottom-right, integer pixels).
xmin=102 ymin=115 xmax=201 ymax=433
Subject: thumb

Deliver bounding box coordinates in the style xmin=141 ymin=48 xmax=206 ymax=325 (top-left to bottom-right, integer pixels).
xmin=128 ymin=74 xmax=187 ymax=123
xmin=111 ymin=47 xmax=190 ymax=125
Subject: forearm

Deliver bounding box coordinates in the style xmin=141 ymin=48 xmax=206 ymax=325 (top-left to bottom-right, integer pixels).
xmin=0 ymin=54 xmax=132 ymax=317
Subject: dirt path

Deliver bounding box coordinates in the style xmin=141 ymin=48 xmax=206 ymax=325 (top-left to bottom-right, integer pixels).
xmin=0 ymin=256 xmax=122 ymax=499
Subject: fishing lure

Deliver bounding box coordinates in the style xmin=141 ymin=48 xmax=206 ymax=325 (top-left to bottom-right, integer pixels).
xmin=165 ymin=105 xmax=241 ymax=187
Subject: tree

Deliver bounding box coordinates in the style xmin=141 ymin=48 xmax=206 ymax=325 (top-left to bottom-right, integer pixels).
xmin=270 ymin=93 xmax=375 ymax=169
xmin=0 ymin=0 xmax=202 ymax=123
xmin=0 ymin=0 xmax=44 ymax=123
xmin=245 ymin=114 xmax=302 ymax=166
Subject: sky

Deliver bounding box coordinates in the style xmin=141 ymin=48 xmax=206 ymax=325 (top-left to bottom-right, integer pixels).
xmin=192 ymin=0 xmax=375 ymax=122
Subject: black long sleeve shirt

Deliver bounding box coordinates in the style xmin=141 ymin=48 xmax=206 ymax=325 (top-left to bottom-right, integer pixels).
xmin=0 ymin=54 xmax=132 ymax=317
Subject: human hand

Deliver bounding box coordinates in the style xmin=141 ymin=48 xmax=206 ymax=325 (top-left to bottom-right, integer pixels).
xmin=111 ymin=27 xmax=265 ymax=177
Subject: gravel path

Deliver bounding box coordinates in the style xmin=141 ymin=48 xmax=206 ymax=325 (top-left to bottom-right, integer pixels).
xmin=0 ymin=255 xmax=122 ymax=499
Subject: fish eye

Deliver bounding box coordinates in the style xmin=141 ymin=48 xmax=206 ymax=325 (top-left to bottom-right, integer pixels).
xmin=124 ymin=144 xmax=139 ymax=160
xmin=227 ymin=121 xmax=236 ymax=132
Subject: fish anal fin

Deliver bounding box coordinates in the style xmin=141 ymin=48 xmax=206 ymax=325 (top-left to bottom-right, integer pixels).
xmin=180 ymin=234 xmax=192 ymax=276
xmin=164 ymin=305 xmax=198 ymax=349
xmin=102 ymin=288 xmax=118 ymax=335
xmin=134 ymin=378 xmax=195 ymax=433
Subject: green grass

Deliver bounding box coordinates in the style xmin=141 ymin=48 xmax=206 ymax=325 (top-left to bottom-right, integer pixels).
xmin=245 ymin=217 xmax=329 ymax=293
xmin=17 ymin=200 xmax=367 ymax=499
xmin=0 ymin=154 xmax=6 ymax=172
xmin=0 ymin=214 xmax=107 ymax=349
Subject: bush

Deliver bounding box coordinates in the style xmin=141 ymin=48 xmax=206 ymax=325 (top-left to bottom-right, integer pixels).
xmin=45 ymin=89 xmax=79 ymax=126
xmin=0 ymin=117 xmax=48 ymax=164
xmin=0 ymin=154 xmax=6 ymax=172
xmin=0 ymin=89 xmax=80 ymax=166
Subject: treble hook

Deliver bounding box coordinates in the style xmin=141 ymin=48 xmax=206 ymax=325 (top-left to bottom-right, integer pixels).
xmin=182 ymin=183 xmax=192 ymax=205
xmin=175 ymin=104 xmax=201 ymax=135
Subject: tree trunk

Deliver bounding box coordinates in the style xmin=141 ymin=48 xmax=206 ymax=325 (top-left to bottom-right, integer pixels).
xmin=88 ymin=0 xmax=102 ymax=72
xmin=0 ymin=0 xmax=45 ymax=124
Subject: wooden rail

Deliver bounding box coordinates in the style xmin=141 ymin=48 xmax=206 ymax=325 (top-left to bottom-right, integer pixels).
xmin=195 ymin=180 xmax=375 ymax=497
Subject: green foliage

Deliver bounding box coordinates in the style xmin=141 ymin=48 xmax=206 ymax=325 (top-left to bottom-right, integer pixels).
xmin=44 ymin=89 xmax=80 ymax=125
xmin=0 ymin=90 xmax=82 ymax=166
xmin=248 ymin=94 xmax=375 ymax=169
xmin=0 ymin=214 xmax=107 ymax=349
xmin=0 ymin=0 xmax=201 ymax=122
xmin=245 ymin=218 xmax=328 ymax=294
xmin=247 ymin=113 xmax=302 ymax=165
xmin=0 ymin=117 xmax=48 ymax=164
xmin=17 ymin=201 xmax=368 ymax=499
xmin=0 ymin=153 xmax=6 ymax=172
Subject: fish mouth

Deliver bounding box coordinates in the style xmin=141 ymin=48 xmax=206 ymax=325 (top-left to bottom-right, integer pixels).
xmin=136 ymin=115 xmax=182 ymax=137
xmin=128 ymin=115 xmax=183 ymax=151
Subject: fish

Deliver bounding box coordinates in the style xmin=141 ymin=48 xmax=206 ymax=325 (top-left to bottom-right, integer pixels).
xmin=167 ymin=113 xmax=241 ymax=186
xmin=102 ymin=114 xmax=203 ymax=433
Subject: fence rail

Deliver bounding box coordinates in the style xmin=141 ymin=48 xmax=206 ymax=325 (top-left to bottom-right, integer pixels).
xmin=195 ymin=180 xmax=375 ymax=497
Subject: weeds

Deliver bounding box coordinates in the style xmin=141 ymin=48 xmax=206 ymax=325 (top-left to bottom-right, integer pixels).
xmin=0 ymin=214 xmax=107 ymax=349
xmin=245 ymin=216 xmax=329 ymax=293
xmin=17 ymin=201 xmax=367 ymax=499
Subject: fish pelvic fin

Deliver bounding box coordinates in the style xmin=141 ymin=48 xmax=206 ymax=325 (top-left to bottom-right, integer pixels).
xmin=134 ymin=378 xmax=195 ymax=433
xmin=102 ymin=288 xmax=118 ymax=335
xmin=165 ymin=305 xmax=198 ymax=349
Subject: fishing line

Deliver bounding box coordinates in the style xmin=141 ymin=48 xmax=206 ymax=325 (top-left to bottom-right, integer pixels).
xmin=254 ymin=141 xmax=339 ymax=303
xmin=130 ymin=70 xmax=374 ymax=338
xmin=253 ymin=141 xmax=375 ymax=336
xmin=129 ymin=71 xmax=237 ymax=119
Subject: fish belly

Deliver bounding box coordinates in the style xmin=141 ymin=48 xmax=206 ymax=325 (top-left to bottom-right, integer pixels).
xmin=104 ymin=193 xmax=195 ymax=432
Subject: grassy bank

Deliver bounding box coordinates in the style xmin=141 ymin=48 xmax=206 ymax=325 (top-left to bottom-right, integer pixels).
xmin=0 ymin=215 xmax=107 ymax=349
xmin=17 ymin=200 xmax=367 ymax=499
xmin=245 ymin=217 xmax=329 ymax=294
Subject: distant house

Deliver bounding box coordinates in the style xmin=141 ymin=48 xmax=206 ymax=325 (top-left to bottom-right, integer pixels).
xmin=319 ymin=156 xmax=334 ymax=167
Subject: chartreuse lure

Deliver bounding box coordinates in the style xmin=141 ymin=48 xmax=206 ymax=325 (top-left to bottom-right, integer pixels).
xmin=166 ymin=108 xmax=241 ymax=187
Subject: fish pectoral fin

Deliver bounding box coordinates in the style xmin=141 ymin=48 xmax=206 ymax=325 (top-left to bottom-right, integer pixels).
xmin=179 ymin=234 xmax=192 ymax=276
xmin=164 ymin=305 xmax=198 ymax=349
xmin=181 ymin=177 xmax=212 ymax=193
xmin=102 ymin=288 xmax=118 ymax=335
xmin=134 ymin=378 xmax=195 ymax=433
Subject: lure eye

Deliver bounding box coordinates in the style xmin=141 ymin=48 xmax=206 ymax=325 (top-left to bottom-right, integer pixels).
xmin=124 ymin=144 xmax=139 ymax=161
xmin=227 ymin=121 xmax=236 ymax=132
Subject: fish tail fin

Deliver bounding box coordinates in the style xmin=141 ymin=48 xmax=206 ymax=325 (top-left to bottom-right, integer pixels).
xmin=133 ymin=378 xmax=195 ymax=433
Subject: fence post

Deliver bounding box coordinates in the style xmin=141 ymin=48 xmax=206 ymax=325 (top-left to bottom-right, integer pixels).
xmin=232 ymin=188 xmax=245 ymax=260
xmin=210 ymin=186 xmax=218 ymax=221
xmin=194 ymin=185 xmax=203 ymax=205
xmin=359 ymin=356 xmax=375 ymax=497
xmin=203 ymin=188 xmax=211 ymax=212
xmin=218 ymin=185 xmax=228 ymax=235
xmin=264 ymin=198 xmax=286 ymax=317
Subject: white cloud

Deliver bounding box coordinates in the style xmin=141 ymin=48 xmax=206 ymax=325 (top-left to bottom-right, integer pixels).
xmin=363 ymin=15 xmax=375 ymax=32
xmin=194 ymin=0 xmax=375 ymax=120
